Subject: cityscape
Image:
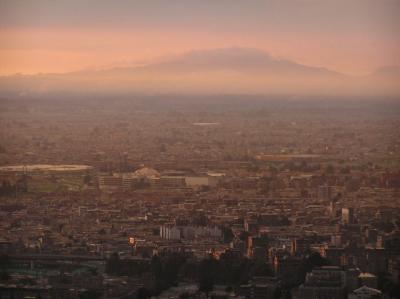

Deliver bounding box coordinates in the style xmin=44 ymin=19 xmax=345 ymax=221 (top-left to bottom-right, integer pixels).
xmin=1 ymin=1 xmax=400 ymax=299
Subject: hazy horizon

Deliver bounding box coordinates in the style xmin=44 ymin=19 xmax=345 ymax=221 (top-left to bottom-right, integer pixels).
xmin=1 ymin=0 xmax=400 ymax=96
xmin=1 ymin=2 xmax=400 ymax=298
xmin=1 ymin=0 xmax=399 ymax=75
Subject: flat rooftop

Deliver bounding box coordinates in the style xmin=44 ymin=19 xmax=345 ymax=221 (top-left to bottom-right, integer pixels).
xmin=0 ymin=164 xmax=92 ymax=172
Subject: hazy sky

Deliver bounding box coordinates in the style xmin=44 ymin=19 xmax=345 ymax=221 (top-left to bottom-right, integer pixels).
xmin=0 ymin=0 xmax=399 ymax=76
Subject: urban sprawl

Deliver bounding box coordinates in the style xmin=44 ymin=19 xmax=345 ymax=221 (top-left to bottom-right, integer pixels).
xmin=0 ymin=97 xmax=399 ymax=299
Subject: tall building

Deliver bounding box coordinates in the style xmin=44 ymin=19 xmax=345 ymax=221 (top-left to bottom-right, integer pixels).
xmin=342 ymin=208 xmax=354 ymax=225
xmin=247 ymin=235 xmax=269 ymax=260
xmin=98 ymin=175 xmax=122 ymax=190
xmin=318 ymin=185 xmax=332 ymax=201
xmin=159 ymin=226 xmax=181 ymax=240
xmin=388 ymin=257 xmax=400 ymax=284
xmin=250 ymin=276 xmax=279 ymax=299
xmin=298 ymin=266 xmax=346 ymax=299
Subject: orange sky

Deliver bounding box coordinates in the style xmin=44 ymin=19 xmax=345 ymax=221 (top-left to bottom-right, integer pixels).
xmin=0 ymin=0 xmax=399 ymax=76
xmin=1 ymin=28 xmax=399 ymax=76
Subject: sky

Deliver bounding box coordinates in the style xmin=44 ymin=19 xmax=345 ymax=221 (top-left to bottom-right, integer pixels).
xmin=0 ymin=0 xmax=399 ymax=76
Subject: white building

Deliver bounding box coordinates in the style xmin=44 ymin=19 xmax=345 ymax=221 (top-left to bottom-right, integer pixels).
xmin=159 ymin=225 xmax=222 ymax=240
xmin=159 ymin=226 xmax=181 ymax=240
xmin=348 ymin=286 xmax=382 ymax=299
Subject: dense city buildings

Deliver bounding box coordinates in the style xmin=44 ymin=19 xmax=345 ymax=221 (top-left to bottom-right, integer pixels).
xmin=0 ymin=97 xmax=399 ymax=299
xmin=1 ymin=0 xmax=400 ymax=297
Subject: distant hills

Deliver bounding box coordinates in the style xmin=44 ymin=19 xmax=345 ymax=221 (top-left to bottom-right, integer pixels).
xmin=0 ymin=48 xmax=399 ymax=96
xmin=371 ymin=65 xmax=400 ymax=77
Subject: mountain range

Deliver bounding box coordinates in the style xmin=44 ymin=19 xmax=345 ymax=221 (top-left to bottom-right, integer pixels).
xmin=0 ymin=48 xmax=399 ymax=96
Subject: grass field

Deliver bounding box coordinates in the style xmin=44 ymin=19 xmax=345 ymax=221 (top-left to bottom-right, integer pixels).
xmin=28 ymin=176 xmax=85 ymax=193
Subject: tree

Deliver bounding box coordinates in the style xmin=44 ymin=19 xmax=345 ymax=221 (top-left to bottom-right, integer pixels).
xmin=250 ymin=261 xmax=274 ymax=277
xmin=0 ymin=255 xmax=11 ymax=282
xmin=150 ymin=253 xmax=187 ymax=294
xmin=296 ymin=252 xmax=329 ymax=285
xmin=137 ymin=287 xmax=151 ymax=299
xmin=80 ymin=289 xmax=102 ymax=299
xmin=199 ymin=257 xmax=218 ymax=294
xmin=222 ymin=227 xmax=234 ymax=243
xmin=105 ymin=252 xmax=120 ymax=275
xmin=0 ymin=254 xmax=11 ymax=268
xmin=151 ymin=255 xmax=162 ymax=279
xmin=239 ymin=231 xmax=250 ymax=242
xmin=0 ymin=271 xmax=11 ymax=281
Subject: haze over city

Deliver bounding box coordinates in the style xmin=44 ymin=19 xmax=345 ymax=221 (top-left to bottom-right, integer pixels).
xmin=0 ymin=0 xmax=400 ymax=95
xmin=0 ymin=1 xmax=399 ymax=299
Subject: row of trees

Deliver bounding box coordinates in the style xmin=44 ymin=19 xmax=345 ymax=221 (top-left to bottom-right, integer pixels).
xmin=105 ymin=251 xmax=330 ymax=299
xmin=0 ymin=177 xmax=28 ymax=197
